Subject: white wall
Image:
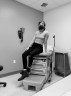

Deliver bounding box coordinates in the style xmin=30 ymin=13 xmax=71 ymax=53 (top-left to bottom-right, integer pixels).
xmin=44 ymin=3 xmax=71 ymax=69
xmin=0 ymin=0 xmax=43 ymax=74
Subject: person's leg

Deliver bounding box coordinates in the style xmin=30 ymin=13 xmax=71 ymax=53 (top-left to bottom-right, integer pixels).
xmin=19 ymin=51 xmax=28 ymax=75
xmin=20 ymin=48 xmax=43 ymax=75
xmin=22 ymin=50 xmax=29 ymax=69
xmin=18 ymin=44 xmax=35 ymax=81
xmin=27 ymin=47 xmax=43 ymax=72
xmin=22 ymin=44 xmax=35 ymax=69
xmin=18 ymin=43 xmax=43 ymax=81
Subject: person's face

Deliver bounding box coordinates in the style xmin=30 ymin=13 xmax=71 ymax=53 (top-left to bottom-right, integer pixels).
xmin=38 ymin=22 xmax=45 ymax=32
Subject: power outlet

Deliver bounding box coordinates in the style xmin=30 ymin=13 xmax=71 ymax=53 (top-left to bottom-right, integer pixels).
xmin=13 ymin=60 xmax=16 ymax=63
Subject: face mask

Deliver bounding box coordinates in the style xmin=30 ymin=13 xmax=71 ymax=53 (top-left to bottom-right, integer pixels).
xmin=38 ymin=25 xmax=45 ymax=30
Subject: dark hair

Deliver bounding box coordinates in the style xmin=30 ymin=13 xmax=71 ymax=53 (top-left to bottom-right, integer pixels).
xmin=38 ymin=21 xmax=46 ymax=27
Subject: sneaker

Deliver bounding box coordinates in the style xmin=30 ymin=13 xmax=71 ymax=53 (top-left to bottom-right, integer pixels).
xmin=26 ymin=67 xmax=31 ymax=72
xmin=18 ymin=71 xmax=29 ymax=81
xmin=20 ymin=69 xmax=27 ymax=75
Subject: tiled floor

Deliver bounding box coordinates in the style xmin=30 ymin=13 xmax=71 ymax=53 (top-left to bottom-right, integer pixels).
xmin=62 ymin=90 xmax=71 ymax=96
xmin=0 ymin=72 xmax=63 ymax=96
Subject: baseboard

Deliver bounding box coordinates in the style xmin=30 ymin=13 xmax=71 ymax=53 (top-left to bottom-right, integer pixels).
xmin=0 ymin=70 xmax=21 ymax=78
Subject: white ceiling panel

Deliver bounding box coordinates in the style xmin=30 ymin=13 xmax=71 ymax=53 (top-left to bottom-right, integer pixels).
xmin=15 ymin=0 xmax=71 ymax=12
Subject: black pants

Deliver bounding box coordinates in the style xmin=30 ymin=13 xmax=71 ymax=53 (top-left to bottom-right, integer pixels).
xmin=22 ymin=43 xmax=43 ymax=69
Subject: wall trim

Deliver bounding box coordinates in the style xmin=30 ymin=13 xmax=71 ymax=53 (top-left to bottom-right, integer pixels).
xmin=0 ymin=70 xmax=21 ymax=78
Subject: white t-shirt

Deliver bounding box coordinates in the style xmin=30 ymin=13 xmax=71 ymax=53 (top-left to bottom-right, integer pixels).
xmin=34 ymin=30 xmax=49 ymax=45
xmin=35 ymin=30 xmax=49 ymax=39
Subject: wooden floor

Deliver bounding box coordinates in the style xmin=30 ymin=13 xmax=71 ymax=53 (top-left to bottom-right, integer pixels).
xmin=0 ymin=72 xmax=63 ymax=96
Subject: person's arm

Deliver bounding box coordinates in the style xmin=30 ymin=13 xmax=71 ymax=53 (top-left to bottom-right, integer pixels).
xmin=44 ymin=32 xmax=49 ymax=52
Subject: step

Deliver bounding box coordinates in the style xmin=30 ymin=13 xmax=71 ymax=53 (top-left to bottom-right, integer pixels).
xmin=23 ymin=75 xmax=46 ymax=92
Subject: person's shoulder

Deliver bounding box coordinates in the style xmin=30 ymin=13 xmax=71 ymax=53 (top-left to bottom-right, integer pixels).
xmin=44 ymin=30 xmax=49 ymax=35
xmin=44 ymin=30 xmax=48 ymax=33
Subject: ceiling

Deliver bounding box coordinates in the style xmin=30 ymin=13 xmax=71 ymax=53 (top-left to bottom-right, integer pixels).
xmin=15 ymin=0 xmax=71 ymax=12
